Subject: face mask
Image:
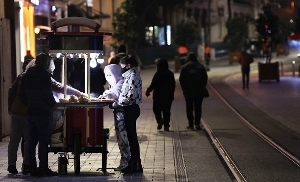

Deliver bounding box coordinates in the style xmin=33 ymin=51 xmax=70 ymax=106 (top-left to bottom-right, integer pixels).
xmin=120 ymin=63 xmax=126 ymax=68
xmin=122 ymin=67 xmax=130 ymax=73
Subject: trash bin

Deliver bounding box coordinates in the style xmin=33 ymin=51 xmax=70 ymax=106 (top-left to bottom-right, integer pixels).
xmin=58 ymin=153 xmax=68 ymax=175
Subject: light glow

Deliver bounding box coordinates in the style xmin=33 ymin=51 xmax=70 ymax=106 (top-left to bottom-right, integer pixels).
xmin=90 ymin=58 xmax=97 ymax=68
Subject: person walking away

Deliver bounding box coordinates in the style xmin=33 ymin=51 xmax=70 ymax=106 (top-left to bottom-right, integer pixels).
xmin=110 ymin=55 xmax=143 ymax=173
xmin=19 ymin=53 xmax=57 ymax=176
xmin=145 ymin=58 xmax=175 ymax=131
xmin=204 ymin=44 xmax=211 ymax=71
xmin=238 ymin=48 xmax=253 ymax=89
xmin=177 ymin=45 xmax=188 ymax=65
xmin=99 ymin=60 xmax=131 ymax=171
xmin=179 ymin=52 xmax=209 ymax=130
xmin=7 ymin=59 xmax=32 ymax=175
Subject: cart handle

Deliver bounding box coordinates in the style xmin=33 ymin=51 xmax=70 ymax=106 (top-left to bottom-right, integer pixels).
xmin=51 ymin=17 xmax=101 ymax=32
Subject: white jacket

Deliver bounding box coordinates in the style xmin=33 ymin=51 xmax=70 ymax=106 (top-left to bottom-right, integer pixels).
xmin=102 ymin=64 xmax=124 ymax=100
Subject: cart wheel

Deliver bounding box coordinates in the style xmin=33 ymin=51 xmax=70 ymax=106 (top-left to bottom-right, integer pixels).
xmin=73 ymin=133 xmax=81 ymax=174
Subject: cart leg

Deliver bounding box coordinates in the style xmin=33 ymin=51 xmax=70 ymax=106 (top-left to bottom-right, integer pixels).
xmin=73 ymin=133 xmax=81 ymax=174
xmin=102 ymin=129 xmax=109 ymax=174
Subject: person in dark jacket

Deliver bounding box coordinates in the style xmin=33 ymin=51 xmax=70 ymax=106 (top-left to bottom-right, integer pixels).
xmin=90 ymin=64 xmax=106 ymax=97
xmin=238 ymin=47 xmax=253 ymax=89
xmin=179 ymin=52 xmax=208 ymax=130
xmin=7 ymin=59 xmax=31 ymax=175
xmin=19 ymin=53 xmax=57 ymax=176
xmin=146 ymin=58 xmax=175 ymax=131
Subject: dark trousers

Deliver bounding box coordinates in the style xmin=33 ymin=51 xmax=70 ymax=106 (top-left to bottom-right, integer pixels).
xmin=123 ymin=104 xmax=141 ymax=161
xmin=153 ymin=99 xmax=172 ymax=128
xmin=241 ymin=66 xmax=250 ymax=88
xmin=184 ymin=96 xmax=203 ymax=126
xmin=27 ymin=116 xmax=51 ymax=168
xmin=205 ymin=54 xmax=210 ymax=66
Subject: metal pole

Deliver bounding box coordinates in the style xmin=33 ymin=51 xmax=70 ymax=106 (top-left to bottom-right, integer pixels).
xmin=280 ymin=61 xmax=283 ymax=76
xmin=292 ymin=61 xmax=295 ymax=77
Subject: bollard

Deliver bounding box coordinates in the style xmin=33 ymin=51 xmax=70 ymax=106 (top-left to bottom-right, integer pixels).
xmin=174 ymin=56 xmax=181 ymax=72
xmin=299 ymin=65 xmax=300 ymax=77
xmin=280 ymin=61 xmax=284 ymax=76
xmin=292 ymin=61 xmax=295 ymax=77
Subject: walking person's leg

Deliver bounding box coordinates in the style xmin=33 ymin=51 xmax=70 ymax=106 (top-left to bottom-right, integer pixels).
xmin=246 ymin=67 xmax=250 ymax=89
xmin=21 ymin=116 xmax=30 ymax=174
xmin=28 ymin=116 xmax=39 ymax=175
xmin=8 ymin=115 xmax=23 ymax=174
xmin=185 ymin=96 xmax=194 ymax=129
xmin=162 ymin=100 xmax=172 ymax=131
xmin=194 ymin=96 xmax=203 ymax=130
xmin=36 ymin=117 xmax=50 ymax=168
xmin=35 ymin=116 xmax=57 ymax=176
xmin=153 ymin=100 xmax=163 ymax=129
xmin=242 ymin=68 xmax=246 ymax=89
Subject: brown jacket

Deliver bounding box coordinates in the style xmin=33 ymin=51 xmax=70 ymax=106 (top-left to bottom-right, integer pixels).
xmin=8 ymin=72 xmax=28 ymax=116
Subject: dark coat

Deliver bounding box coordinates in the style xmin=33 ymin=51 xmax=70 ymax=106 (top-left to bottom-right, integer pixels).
xmin=146 ymin=59 xmax=175 ymax=102
xmin=8 ymin=72 xmax=27 ymax=116
xmin=179 ymin=53 xmax=208 ymax=98
xmin=19 ymin=66 xmax=56 ymax=117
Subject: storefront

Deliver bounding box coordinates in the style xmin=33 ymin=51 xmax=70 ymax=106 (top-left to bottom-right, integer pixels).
xmin=15 ymin=0 xmax=59 ymax=75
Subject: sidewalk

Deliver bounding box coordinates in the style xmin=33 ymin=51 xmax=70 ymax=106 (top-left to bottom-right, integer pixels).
xmin=1 ymin=52 xmax=299 ymax=181
xmin=0 ymin=64 xmax=178 ymax=181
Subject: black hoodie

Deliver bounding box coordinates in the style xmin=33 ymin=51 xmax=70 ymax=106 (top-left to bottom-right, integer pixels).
xmin=179 ymin=52 xmax=208 ymax=97
xmin=146 ymin=59 xmax=175 ymax=102
xmin=19 ymin=65 xmax=56 ymax=117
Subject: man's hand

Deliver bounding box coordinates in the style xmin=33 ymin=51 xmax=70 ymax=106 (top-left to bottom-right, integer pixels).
xmin=145 ymin=92 xmax=150 ymax=97
xmin=109 ymin=102 xmax=121 ymax=109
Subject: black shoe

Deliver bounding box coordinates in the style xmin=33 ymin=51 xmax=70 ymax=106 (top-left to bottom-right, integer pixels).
xmin=22 ymin=164 xmax=30 ymax=175
xmin=157 ymin=120 xmax=163 ymax=130
xmin=38 ymin=167 xmax=58 ymax=176
xmin=164 ymin=127 xmax=169 ymax=131
xmin=187 ymin=125 xmax=194 ymax=130
xmin=121 ymin=164 xmax=134 ymax=173
xmin=7 ymin=165 xmax=18 ymax=174
xmin=135 ymin=159 xmax=143 ymax=173
xmin=121 ymin=159 xmax=143 ymax=173
xmin=195 ymin=125 xmax=201 ymax=130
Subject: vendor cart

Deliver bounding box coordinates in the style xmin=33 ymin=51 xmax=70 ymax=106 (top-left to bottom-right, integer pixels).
xmin=42 ymin=17 xmax=113 ymax=175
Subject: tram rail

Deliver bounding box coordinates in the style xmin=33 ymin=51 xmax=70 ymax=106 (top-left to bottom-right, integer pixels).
xmin=201 ymin=79 xmax=300 ymax=182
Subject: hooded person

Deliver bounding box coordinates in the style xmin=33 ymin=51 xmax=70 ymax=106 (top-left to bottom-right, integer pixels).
xmin=145 ymin=58 xmax=175 ymax=131
xmin=100 ymin=64 xmax=131 ymax=171
xmin=7 ymin=59 xmax=33 ymax=175
xmin=19 ymin=53 xmax=58 ymax=176
xmin=179 ymin=52 xmax=209 ymax=130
